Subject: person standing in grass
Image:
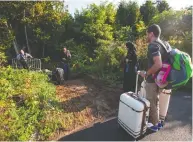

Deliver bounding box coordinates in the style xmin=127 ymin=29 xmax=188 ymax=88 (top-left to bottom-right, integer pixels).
xmin=123 ymin=42 xmax=137 ymax=92
xmin=61 ymin=47 xmax=71 ymax=80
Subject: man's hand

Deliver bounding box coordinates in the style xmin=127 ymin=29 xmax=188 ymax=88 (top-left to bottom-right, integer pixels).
xmin=138 ymin=71 xmax=146 ymax=78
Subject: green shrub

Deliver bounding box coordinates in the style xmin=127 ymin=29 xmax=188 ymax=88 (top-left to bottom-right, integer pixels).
xmin=63 ymin=39 xmax=91 ymax=73
xmin=89 ymin=41 xmax=126 ymax=82
xmin=168 ymin=32 xmax=192 ymax=56
xmin=0 ymin=67 xmax=61 ymax=141
xmin=0 ymin=51 xmax=7 ymax=67
xmin=114 ymin=26 xmax=133 ymax=41
xmin=0 ymin=18 xmax=14 ymax=67
xmin=135 ymin=36 xmax=148 ymax=70
xmin=149 ymin=10 xmax=184 ymax=39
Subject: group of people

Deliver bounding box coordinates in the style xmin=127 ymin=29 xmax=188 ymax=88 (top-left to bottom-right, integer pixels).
xmin=16 ymin=24 xmax=170 ymax=132
xmin=123 ymin=24 xmax=172 ymax=132
xmin=16 ymin=47 xmax=71 ymax=80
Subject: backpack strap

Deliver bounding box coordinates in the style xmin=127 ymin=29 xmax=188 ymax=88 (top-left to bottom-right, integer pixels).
xmin=151 ymin=40 xmax=172 ymax=63
xmin=152 ymin=40 xmax=171 ymax=53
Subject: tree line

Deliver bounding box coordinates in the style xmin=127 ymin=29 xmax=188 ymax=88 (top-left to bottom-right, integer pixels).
xmin=0 ymin=1 xmax=192 ymax=75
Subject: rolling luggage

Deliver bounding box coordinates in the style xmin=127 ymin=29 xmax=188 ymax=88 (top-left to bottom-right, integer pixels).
xmin=118 ymin=73 xmax=150 ymax=139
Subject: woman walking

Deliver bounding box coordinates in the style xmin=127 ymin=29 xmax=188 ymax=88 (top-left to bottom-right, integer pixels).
xmin=123 ymin=42 xmax=137 ymax=92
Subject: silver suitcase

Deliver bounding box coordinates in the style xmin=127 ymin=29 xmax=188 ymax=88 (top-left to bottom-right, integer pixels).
xmin=118 ymin=73 xmax=150 ymax=139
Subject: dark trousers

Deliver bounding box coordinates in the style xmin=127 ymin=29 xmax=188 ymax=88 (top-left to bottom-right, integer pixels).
xmin=63 ymin=63 xmax=70 ymax=80
xmin=20 ymin=60 xmax=29 ymax=69
xmin=123 ymin=69 xmax=136 ymax=92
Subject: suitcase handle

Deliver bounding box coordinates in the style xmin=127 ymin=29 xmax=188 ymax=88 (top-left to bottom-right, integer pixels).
xmin=135 ymin=71 xmax=146 ymax=95
xmin=130 ymin=93 xmax=138 ymax=99
xmin=135 ymin=71 xmax=140 ymax=95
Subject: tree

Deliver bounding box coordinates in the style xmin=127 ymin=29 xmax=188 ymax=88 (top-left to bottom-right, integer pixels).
xmin=74 ymin=2 xmax=116 ymax=56
xmin=114 ymin=26 xmax=133 ymax=41
xmin=0 ymin=18 xmax=14 ymax=66
xmin=133 ymin=20 xmax=146 ymax=37
xmin=0 ymin=1 xmax=71 ymax=59
xmin=116 ymin=1 xmax=140 ymax=27
xmin=179 ymin=10 xmax=192 ymax=34
xmin=150 ymin=10 xmax=186 ymax=39
xmin=140 ymin=1 xmax=158 ymax=25
xmin=157 ymin=0 xmax=170 ymax=13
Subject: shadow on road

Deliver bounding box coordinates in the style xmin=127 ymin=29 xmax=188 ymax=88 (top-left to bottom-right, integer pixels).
xmin=59 ymin=117 xmax=134 ymax=141
xmin=58 ymin=91 xmax=192 ymax=141
xmin=58 ymin=117 xmax=156 ymax=141
xmin=165 ymin=91 xmax=192 ymax=132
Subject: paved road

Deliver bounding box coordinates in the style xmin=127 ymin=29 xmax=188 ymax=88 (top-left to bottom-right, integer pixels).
xmin=59 ymin=91 xmax=192 ymax=141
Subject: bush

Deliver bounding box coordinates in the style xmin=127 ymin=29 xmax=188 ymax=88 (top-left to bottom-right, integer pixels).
xmin=135 ymin=36 xmax=148 ymax=70
xmin=0 ymin=18 xmax=14 ymax=67
xmin=88 ymin=41 xmax=126 ymax=82
xmin=0 ymin=67 xmax=61 ymax=141
xmin=168 ymin=32 xmax=192 ymax=56
xmin=0 ymin=51 xmax=7 ymax=67
xmin=114 ymin=26 xmax=133 ymax=41
xmin=63 ymin=39 xmax=91 ymax=73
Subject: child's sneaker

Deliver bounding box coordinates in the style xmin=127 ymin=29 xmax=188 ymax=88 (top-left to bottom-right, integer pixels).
xmin=147 ymin=123 xmax=159 ymax=132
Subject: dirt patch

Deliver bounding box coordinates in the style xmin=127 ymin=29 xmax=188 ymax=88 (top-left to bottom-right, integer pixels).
xmin=49 ymin=78 xmax=122 ymax=140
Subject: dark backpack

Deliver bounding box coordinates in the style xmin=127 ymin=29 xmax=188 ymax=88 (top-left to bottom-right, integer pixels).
xmin=52 ymin=68 xmax=64 ymax=85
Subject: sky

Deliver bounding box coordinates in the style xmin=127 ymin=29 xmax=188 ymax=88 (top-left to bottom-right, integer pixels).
xmin=65 ymin=0 xmax=193 ymax=15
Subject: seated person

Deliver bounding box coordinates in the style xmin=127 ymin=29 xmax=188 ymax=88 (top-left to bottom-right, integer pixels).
xmin=16 ymin=49 xmax=32 ymax=69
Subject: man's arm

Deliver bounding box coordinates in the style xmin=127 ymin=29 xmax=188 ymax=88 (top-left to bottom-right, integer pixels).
xmin=139 ymin=44 xmax=162 ymax=77
xmin=26 ymin=53 xmax=33 ymax=58
xmin=147 ymin=55 xmax=162 ymax=76
xmin=67 ymin=50 xmax=71 ymax=58
xmin=147 ymin=44 xmax=162 ymax=76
